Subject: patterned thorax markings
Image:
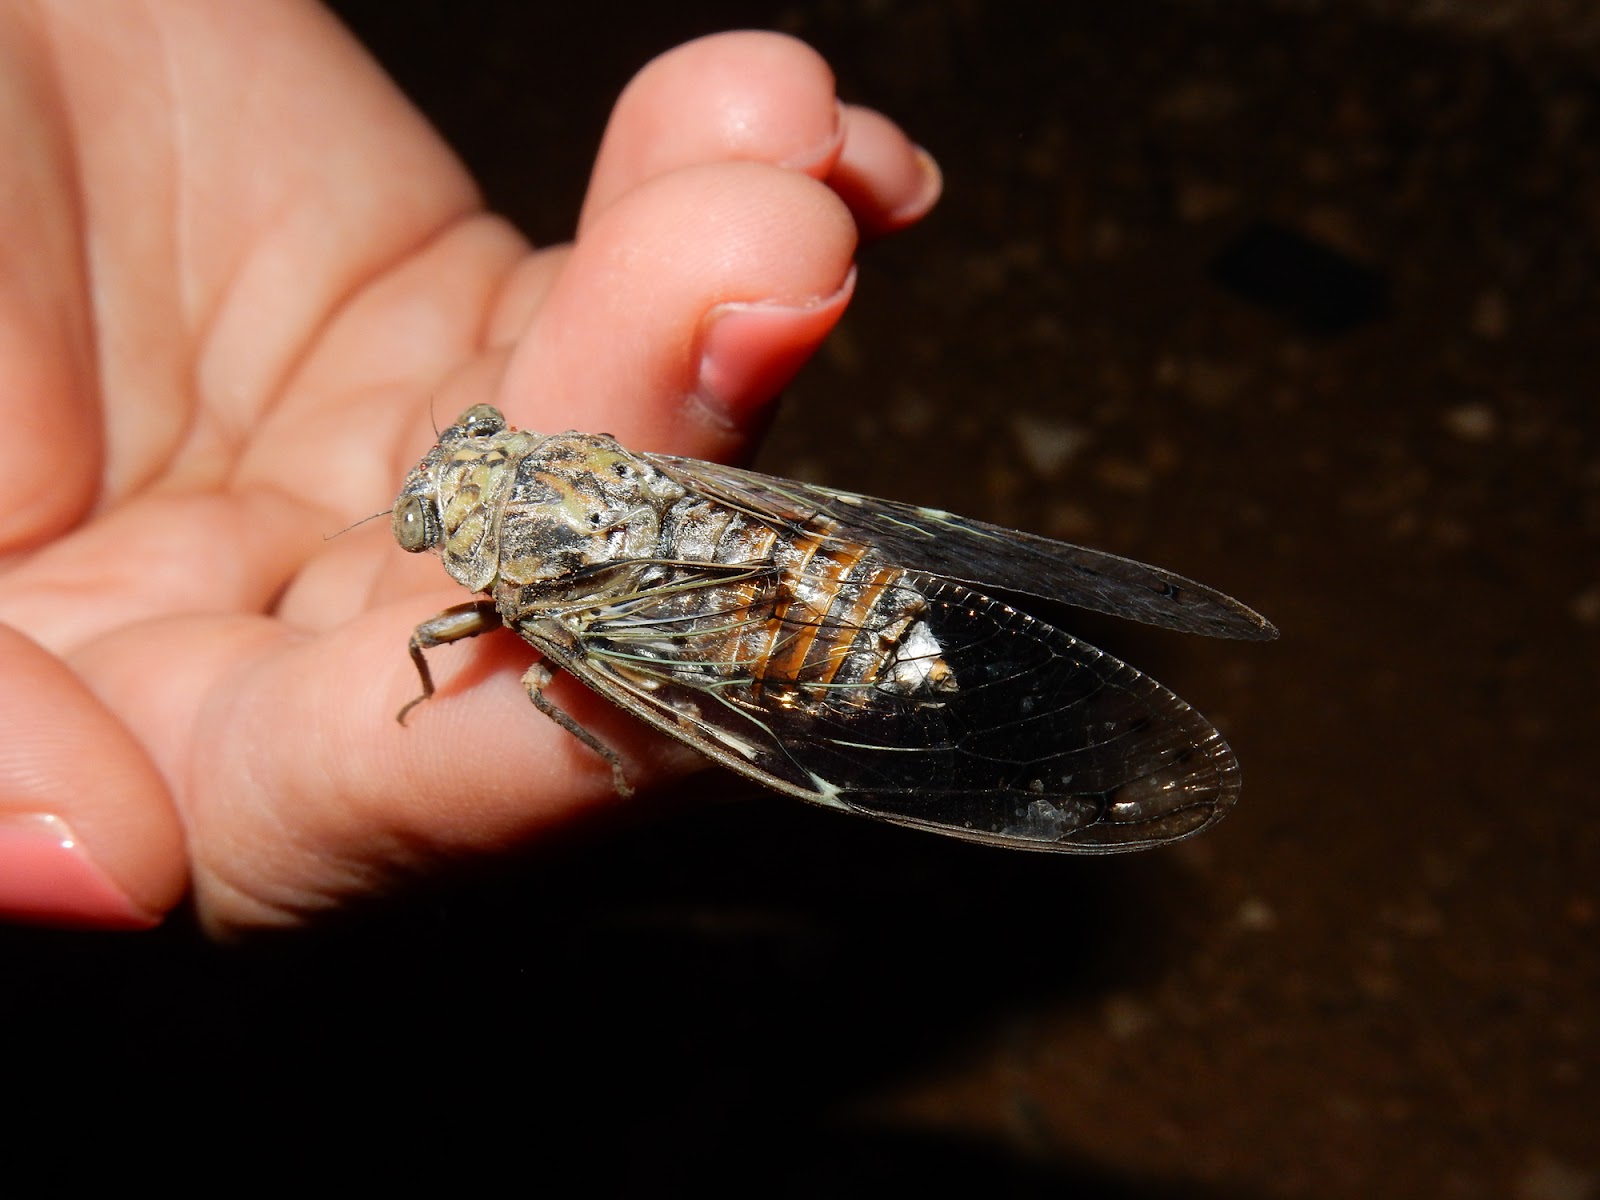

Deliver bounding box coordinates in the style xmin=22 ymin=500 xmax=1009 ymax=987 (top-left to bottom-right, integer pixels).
xmin=432 ymin=433 xmax=542 ymax=592
xmin=492 ymin=434 xmax=684 ymax=586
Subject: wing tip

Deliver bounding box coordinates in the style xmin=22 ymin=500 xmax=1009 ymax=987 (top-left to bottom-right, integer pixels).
xmin=1233 ymin=606 xmax=1280 ymax=641
xmin=1187 ymin=588 xmax=1278 ymax=641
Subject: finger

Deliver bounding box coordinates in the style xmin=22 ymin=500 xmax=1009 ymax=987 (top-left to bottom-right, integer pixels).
xmin=0 ymin=624 xmax=185 ymax=928
xmin=581 ymin=32 xmax=940 ymax=242
xmin=829 ymin=104 xmax=943 ymax=239
xmin=136 ymin=601 xmax=703 ymax=933
xmin=579 ymin=31 xmax=843 ymax=229
xmin=498 ymin=161 xmax=858 ymax=461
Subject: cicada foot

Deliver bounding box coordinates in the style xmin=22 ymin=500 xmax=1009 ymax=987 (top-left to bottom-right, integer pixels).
xmin=523 ymin=661 xmax=635 ymax=799
xmin=397 ymin=600 xmax=504 ymax=725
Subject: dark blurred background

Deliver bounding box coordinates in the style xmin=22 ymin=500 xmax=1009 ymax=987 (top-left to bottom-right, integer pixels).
xmin=7 ymin=2 xmax=1595 ymax=1194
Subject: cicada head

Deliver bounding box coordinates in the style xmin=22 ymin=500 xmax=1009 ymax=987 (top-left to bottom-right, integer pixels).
xmin=393 ymin=406 xmax=532 ymax=593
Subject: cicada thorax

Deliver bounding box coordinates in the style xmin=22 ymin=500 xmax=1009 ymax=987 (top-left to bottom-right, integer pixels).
xmin=432 ymin=431 xmax=540 ymax=592
xmin=450 ymin=431 xmax=683 ymax=589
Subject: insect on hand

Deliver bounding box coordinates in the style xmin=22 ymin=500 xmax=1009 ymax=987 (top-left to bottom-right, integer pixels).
xmin=393 ymin=405 xmax=1276 ymax=852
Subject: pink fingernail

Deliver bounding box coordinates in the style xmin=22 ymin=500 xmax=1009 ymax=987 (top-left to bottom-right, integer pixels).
xmin=694 ymin=268 xmax=857 ymax=425
xmin=0 ymin=813 xmax=160 ymax=930
xmin=778 ymin=101 xmax=847 ymax=174
xmin=887 ymin=145 xmax=943 ymax=227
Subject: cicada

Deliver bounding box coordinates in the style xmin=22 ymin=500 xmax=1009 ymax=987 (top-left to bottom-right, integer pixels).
xmin=393 ymin=405 xmax=1276 ymax=852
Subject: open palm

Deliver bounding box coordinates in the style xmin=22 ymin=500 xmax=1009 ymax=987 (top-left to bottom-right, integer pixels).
xmin=0 ymin=4 xmax=938 ymax=932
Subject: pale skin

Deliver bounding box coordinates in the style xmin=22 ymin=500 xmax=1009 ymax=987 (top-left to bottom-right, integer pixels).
xmin=0 ymin=3 xmax=940 ymax=934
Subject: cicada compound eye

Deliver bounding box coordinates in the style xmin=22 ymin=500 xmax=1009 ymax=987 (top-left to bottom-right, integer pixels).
xmin=393 ymin=494 xmax=434 ymax=552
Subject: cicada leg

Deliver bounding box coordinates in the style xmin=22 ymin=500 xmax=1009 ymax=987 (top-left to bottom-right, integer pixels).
xmin=397 ymin=599 xmax=503 ymax=725
xmin=399 ymin=600 xmax=635 ymax=798
xmin=522 ymin=661 xmax=634 ymax=799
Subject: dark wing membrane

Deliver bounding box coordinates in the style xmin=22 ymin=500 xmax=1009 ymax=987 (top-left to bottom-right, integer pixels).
xmin=650 ymin=454 xmax=1277 ymax=641
xmin=523 ymin=571 xmax=1239 ymax=852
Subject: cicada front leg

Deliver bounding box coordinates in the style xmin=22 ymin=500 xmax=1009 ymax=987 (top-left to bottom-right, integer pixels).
xmin=396 ymin=599 xmax=504 ymax=725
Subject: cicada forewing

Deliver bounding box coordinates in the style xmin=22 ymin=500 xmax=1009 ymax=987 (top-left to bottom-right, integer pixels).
xmin=648 ymin=455 xmax=1277 ymax=642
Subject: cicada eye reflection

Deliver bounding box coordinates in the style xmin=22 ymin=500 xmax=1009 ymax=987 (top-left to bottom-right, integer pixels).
xmin=393 ymin=494 xmax=434 ymax=552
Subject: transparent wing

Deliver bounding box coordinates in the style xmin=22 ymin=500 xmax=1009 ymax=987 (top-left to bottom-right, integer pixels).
xmin=517 ymin=570 xmax=1239 ymax=853
xmin=648 ymin=454 xmax=1277 ymax=642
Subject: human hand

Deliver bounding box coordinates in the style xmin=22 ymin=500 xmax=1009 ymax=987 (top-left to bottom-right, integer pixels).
xmin=0 ymin=4 xmax=939 ymax=934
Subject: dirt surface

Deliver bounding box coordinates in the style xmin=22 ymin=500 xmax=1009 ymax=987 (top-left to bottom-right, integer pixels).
xmin=6 ymin=3 xmax=1594 ymax=1195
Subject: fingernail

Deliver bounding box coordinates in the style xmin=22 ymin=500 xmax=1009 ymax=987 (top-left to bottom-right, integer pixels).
xmin=778 ymin=100 xmax=847 ymax=174
xmin=887 ymin=145 xmax=943 ymax=227
xmin=844 ymin=144 xmax=943 ymax=239
xmin=0 ymin=813 xmax=160 ymax=930
xmin=694 ymin=267 xmax=857 ymax=426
